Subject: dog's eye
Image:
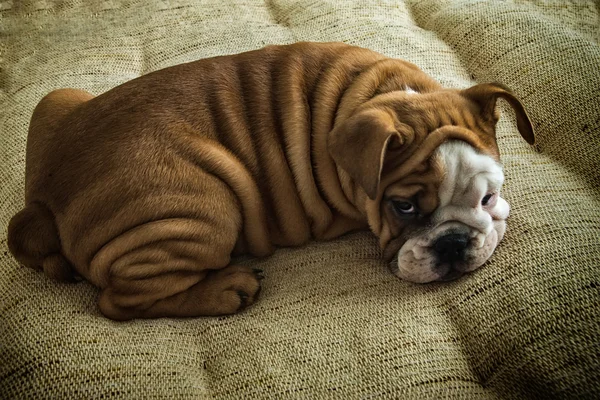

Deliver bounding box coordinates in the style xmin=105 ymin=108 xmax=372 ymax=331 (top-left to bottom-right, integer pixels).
xmin=481 ymin=193 xmax=494 ymax=206
xmin=392 ymin=200 xmax=416 ymax=215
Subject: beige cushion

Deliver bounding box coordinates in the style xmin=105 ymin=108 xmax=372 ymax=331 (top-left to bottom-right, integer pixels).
xmin=1 ymin=1 xmax=598 ymax=398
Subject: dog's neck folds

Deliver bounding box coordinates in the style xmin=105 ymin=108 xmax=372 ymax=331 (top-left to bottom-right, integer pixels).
xmin=309 ymin=57 xmax=439 ymax=235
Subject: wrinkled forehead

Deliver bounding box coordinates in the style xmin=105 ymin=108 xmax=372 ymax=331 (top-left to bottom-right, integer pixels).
xmin=369 ymin=90 xmax=502 ymax=159
xmin=434 ymin=140 xmax=504 ymax=208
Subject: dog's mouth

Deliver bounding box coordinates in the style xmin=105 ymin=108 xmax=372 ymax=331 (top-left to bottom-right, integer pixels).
xmin=435 ymin=265 xmax=465 ymax=282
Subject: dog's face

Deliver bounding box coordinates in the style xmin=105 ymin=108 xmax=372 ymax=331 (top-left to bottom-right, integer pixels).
xmin=329 ymin=83 xmax=534 ymax=283
xmin=381 ymin=140 xmax=510 ymax=282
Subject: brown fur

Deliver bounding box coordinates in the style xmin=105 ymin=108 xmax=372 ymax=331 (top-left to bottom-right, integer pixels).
xmin=7 ymin=42 xmax=533 ymax=320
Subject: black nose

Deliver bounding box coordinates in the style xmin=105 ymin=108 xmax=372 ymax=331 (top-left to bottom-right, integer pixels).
xmin=433 ymin=233 xmax=469 ymax=263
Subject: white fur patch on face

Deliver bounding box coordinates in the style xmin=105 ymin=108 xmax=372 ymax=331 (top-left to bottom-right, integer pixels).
xmin=394 ymin=141 xmax=510 ymax=283
xmin=404 ymin=86 xmax=418 ymax=95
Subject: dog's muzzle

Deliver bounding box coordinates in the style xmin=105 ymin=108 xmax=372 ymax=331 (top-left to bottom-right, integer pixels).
xmin=392 ymin=197 xmax=509 ymax=283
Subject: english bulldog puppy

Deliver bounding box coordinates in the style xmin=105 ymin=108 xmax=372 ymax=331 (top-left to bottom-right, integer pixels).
xmin=8 ymin=42 xmax=534 ymax=320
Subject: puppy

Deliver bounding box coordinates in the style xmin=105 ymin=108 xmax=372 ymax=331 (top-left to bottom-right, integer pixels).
xmin=8 ymin=42 xmax=534 ymax=319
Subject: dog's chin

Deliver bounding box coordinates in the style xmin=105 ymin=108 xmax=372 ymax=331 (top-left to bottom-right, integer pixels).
xmin=390 ymin=219 xmax=507 ymax=284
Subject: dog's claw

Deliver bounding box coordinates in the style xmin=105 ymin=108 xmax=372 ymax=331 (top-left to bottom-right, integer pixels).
xmin=252 ymin=268 xmax=265 ymax=280
xmin=237 ymin=290 xmax=249 ymax=310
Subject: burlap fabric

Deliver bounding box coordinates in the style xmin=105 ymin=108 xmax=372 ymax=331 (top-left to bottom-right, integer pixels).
xmin=1 ymin=1 xmax=599 ymax=398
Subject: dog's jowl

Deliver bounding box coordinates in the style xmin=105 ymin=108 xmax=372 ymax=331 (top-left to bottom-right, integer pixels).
xmin=8 ymin=42 xmax=534 ymax=319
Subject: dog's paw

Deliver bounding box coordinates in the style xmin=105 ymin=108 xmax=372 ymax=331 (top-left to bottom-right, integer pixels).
xmin=98 ymin=264 xmax=264 ymax=319
xmin=206 ymin=265 xmax=263 ymax=314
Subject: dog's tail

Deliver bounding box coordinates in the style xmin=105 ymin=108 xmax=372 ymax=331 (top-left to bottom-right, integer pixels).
xmin=8 ymin=202 xmax=75 ymax=281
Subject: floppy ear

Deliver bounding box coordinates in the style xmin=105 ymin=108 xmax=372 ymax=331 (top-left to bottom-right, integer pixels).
xmin=328 ymin=109 xmax=403 ymax=200
xmin=462 ymin=83 xmax=535 ymax=145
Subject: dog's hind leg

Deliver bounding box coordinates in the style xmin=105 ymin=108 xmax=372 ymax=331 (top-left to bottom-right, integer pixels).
xmin=98 ymin=263 xmax=263 ymax=320
xmin=92 ymin=218 xmax=263 ymax=320
xmin=8 ymin=89 xmax=94 ymax=281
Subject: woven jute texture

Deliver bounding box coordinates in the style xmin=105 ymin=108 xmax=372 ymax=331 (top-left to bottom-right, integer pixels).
xmin=1 ymin=1 xmax=599 ymax=398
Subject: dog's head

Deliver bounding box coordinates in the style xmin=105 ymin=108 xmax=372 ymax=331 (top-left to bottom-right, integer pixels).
xmin=329 ymin=83 xmax=534 ymax=283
